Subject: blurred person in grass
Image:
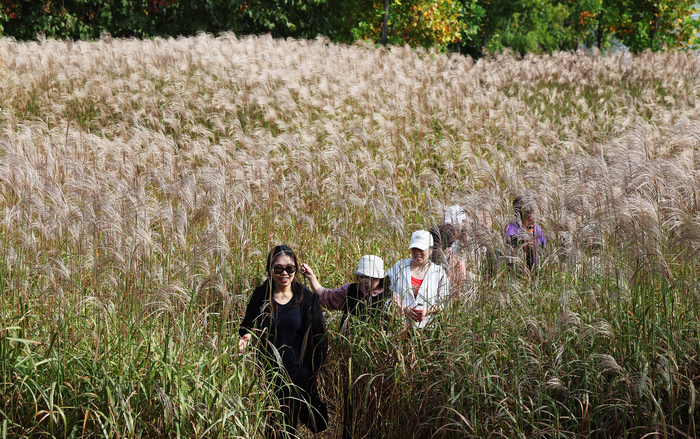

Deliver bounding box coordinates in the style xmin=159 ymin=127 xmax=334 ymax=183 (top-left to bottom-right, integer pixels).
xmin=433 ymin=205 xmax=498 ymax=297
xmin=238 ymin=245 xmax=329 ymax=438
xmin=388 ymin=230 xmax=450 ymax=330
xmin=505 ymin=195 xmax=547 ymax=273
xmin=300 ymin=255 xmax=391 ymax=439
xmin=431 ymin=205 xmax=468 ymax=290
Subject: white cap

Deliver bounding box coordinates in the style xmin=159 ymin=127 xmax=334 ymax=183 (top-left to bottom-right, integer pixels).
xmin=444 ymin=204 xmax=467 ymax=225
xmin=408 ymin=230 xmax=434 ymax=251
xmin=354 ymin=255 xmax=385 ymax=278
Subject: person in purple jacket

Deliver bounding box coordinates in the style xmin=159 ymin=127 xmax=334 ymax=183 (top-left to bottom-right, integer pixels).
xmin=504 ymin=195 xmax=547 ymax=272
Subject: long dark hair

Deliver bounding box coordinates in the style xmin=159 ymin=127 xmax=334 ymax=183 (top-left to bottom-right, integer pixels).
xmin=265 ymin=245 xmax=304 ymax=309
xmin=513 ymin=195 xmax=535 ymax=224
xmin=430 ymin=223 xmax=456 ymax=266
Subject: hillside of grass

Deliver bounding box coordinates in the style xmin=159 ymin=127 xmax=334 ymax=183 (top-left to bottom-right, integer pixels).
xmin=0 ymin=34 xmax=699 ymax=438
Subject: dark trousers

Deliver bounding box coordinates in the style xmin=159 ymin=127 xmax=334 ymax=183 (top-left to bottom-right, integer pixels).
xmin=343 ymin=384 xmax=353 ymax=439
xmin=342 ymin=372 xmax=385 ymax=439
xmin=268 ymin=373 xmax=311 ymax=439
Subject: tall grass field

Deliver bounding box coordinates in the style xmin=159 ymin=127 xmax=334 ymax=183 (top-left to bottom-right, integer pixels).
xmin=0 ymin=33 xmax=699 ymax=438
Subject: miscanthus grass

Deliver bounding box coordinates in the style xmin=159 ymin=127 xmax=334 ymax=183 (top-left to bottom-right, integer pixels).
xmin=0 ymin=34 xmax=699 ymax=437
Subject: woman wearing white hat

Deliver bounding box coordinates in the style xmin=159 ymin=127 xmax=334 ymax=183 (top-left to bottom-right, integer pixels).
xmin=299 ymin=255 xmax=391 ymax=329
xmin=300 ymin=255 xmax=390 ymax=439
xmin=387 ymin=230 xmax=450 ymax=329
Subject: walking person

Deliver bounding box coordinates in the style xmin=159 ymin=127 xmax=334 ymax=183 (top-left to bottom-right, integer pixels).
xmin=430 ymin=221 xmax=468 ymax=295
xmin=504 ymin=195 xmax=547 ymax=273
xmin=300 ymin=254 xmax=391 ymax=439
xmin=434 ymin=207 xmax=498 ymax=301
xmin=388 ymin=230 xmax=450 ymax=330
xmin=300 ymin=254 xmax=391 ymax=331
xmin=238 ymin=245 xmax=329 ymax=438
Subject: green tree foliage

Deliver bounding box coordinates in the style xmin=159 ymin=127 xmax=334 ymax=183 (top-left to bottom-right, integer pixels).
xmin=462 ymin=0 xmax=699 ymax=55
xmin=232 ymin=0 xmax=339 ymax=39
xmin=601 ymin=0 xmax=700 ymax=51
xmin=0 ymin=0 xmax=698 ymax=54
xmin=0 ymin=0 xmax=338 ymax=41
xmin=473 ymin=0 xmax=576 ymax=55
xmin=334 ymin=0 xmax=483 ymax=50
xmin=561 ymin=0 xmax=700 ymax=52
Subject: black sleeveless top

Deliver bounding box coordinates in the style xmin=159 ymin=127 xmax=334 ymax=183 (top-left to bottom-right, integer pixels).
xmin=339 ymin=276 xmax=391 ymax=330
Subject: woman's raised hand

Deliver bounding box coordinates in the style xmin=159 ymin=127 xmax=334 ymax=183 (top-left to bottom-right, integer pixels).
xmin=299 ymin=263 xmax=314 ymax=279
xmin=299 ymin=263 xmax=324 ymax=294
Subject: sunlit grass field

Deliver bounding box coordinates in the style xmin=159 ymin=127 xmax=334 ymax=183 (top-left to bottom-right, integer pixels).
xmin=0 ymin=33 xmax=699 ymax=438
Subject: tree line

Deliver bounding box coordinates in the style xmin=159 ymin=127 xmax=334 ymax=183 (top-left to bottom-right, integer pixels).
xmin=1 ymin=0 xmax=699 ymax=55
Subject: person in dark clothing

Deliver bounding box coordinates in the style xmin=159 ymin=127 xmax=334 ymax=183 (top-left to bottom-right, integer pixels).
xmin=299 ymin=255 xmax=391 ymax=439
xmin=238 ymin=245 xmax=328 ymax=438
xmin=504 ymin=195 xmax=547 ymax=272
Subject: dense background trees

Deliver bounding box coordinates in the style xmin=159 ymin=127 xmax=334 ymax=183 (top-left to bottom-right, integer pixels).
xmin=0 ymin=0 xmax=698 ymax=55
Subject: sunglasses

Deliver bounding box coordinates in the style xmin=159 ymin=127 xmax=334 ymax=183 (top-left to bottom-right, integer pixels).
xmin=272 ymin=264 xmax=296 ymax=275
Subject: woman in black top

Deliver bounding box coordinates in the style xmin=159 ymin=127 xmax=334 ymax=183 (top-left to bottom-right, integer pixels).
xmin=238 ymin=245 xmax=328 ymax=437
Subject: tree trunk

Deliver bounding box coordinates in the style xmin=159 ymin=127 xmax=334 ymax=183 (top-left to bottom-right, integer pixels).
xmin=381 ymin=0 xmax=390 ymax=45
xmin=650 ymin=3 xmax=659 ymax=48
xmin=596 ymin=9 xmax=604 ymax=50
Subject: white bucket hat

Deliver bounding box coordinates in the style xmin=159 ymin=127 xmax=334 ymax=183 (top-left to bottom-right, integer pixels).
xmin=444 ymin=204 xmax=467 ymax=225
xmin=408 ymin=230 xmax=434 ymax=251
xmin=354 ymin=255 xmax=385 ymax=279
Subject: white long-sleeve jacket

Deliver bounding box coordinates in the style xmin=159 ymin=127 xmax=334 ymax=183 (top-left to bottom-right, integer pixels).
xmin=387 ymin=258 xmax=450 ymax=329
